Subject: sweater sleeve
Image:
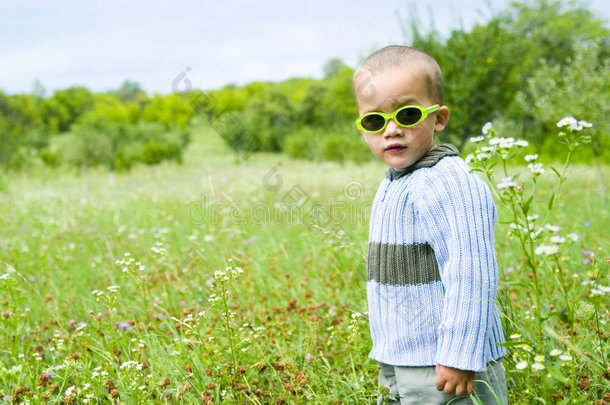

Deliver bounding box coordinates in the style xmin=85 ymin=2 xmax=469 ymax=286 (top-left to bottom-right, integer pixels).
xmin=416 ymin=164 xmax=500 ymax=372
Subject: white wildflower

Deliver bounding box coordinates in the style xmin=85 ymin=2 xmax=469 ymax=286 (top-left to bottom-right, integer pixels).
xmin=534 ymin=355 xmax=545 ymax=363
xmin=515 ymin=140 xmax=529 ymax=147
xmin=528 ymin=163 xmax=545 ymax=175
xmin=549 ymin=349 xmax=562 ymax=357
xmin=545 ymin=224 xmax=560 ymax=233
xmin=535 ymin=244 xmax=559 ymax=255
xmin=559 ymin=354 xmax=572 ymax=361
xmin=527 ymin=214 xmax=539 ymax=221
xmin=151 ymin=244 xmax=166 ymax=255
xmin=120 ymin=360 xmax=140 ymax=370
xmin=567 ymin=233 xmax=579 ymax=242
xmin=531 ymin=363 xmax=545 ymax=372
xmin=497 ymin=177 xmax=518 ymax=189
xmin=499 ymin=137 xmax=515 ymax=149
xmin=556 ymin=117 xmax=578 ymax=129
xmin=476 ymin=153 xmax=491 ymax=161
xmin=525 ymin=154 xmax=538 ymax=162
xmin=591 ymin=286 xmax=609 ymax=296
xmin=482 ymin=122 xmax=493 ymax=135
xmin=515 ymin=361 xmax=528 ymax=370
xmin=510 ymin=333 xmax=522 ymax=339
xmin=470 ymin=136 xmax=485 ymax=143
xmin=578 ymin=120 xmax=593 ymax=128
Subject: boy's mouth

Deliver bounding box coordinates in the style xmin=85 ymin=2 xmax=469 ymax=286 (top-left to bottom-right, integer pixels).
xmin=385 ymin=144 xmax=406 ymax=153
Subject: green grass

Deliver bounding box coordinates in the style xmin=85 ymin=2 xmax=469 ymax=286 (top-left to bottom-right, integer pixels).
xmin=0 ymin=124 xmax=608 ymax=404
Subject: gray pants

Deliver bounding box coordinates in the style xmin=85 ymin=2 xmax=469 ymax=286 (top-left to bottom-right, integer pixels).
xmin=377 ymin=359 xmax=508 ymax=405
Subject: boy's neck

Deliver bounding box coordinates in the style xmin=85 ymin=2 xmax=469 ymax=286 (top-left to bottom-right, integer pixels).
xmin=386 ymin=144 xmax=457 ymax=180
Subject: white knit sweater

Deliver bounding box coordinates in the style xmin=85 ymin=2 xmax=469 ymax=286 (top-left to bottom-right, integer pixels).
xmin=367 ymin=144 xmax=506 ymax=372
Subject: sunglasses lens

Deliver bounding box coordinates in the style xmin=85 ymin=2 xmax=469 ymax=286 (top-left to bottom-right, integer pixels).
xmin=396 ymin=107 xmax=423 ymax=126
xmin=360 ymin=114 xmax=386 ymax=132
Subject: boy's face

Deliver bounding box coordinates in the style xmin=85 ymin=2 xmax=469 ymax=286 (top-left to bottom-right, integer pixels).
xmin=354 ymin=66 xmax=449 ymax=171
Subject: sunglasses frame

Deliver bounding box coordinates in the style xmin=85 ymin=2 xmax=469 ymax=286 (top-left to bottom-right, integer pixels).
xmin=355 ymin=104 xmax=440 ymax=133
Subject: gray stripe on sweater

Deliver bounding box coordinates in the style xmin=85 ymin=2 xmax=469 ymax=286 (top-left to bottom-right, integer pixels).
xmin=367 ymin=242 xmax=441 ymax=285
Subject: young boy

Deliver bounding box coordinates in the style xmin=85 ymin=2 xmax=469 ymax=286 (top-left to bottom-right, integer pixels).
xmin=354 ymin=45 xmax=508 ymax=404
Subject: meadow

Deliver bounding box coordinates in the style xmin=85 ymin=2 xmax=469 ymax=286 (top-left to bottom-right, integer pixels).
xmin=0 ymin=124 xmax=608 ymax=404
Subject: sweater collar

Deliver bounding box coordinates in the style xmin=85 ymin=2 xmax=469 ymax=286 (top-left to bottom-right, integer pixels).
xmin=385 ymin=143 xmax=459 ymax=180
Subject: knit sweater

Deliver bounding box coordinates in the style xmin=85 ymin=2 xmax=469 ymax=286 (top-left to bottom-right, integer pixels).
xmin=367 ymin=144 xmax=506 ymax=372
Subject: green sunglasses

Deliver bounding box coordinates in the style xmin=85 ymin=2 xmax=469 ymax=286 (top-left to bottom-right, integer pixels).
xmin=355 ymin=104 xmax=439 ymax=133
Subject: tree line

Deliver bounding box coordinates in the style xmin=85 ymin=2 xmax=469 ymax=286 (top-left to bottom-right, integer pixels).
xmin=1 ymin=0 xmax=608 ymax=172
xmin=0 ymin=82 xmax=194 ymax=171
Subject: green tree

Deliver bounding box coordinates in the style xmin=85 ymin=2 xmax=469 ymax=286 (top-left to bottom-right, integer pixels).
xmin=41 ymin=86 xmax=94 ymax=133
xmin=0 ymin=92 xmax=19 ymax=167
xmin=323 ymin=58 xmax=346 ymax=78
xmin=243 ymin=87 xmax=293 ymax=152
xmin=407 ymin=18 xmax=521 ymax=149
xmin=142 ymin=94 xmax=195 ymax=129
xmin=0 ymin=92 xmax=48 ymax=168
xmin=519 ymin=41 xmax=609 ymax=200
xmin=403 ymin=0 xmax=609 ymax=151
xmin=502 ymin=0 xmax=610 ymax=140
xmin=503 ymin=0 xmax=609 ymax=65
xmin=113 ymin=80 xmax=148 ymax=104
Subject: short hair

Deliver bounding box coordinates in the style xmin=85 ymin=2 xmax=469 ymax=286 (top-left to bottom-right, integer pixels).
xmin=353 ymin=45 xmax=444 ymax=105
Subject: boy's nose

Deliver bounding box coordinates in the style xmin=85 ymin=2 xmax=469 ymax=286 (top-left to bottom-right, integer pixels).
xmin=383 ymin=119 xmax=403 ymax=137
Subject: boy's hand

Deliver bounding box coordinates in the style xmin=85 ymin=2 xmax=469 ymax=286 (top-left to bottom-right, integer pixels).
xmin=435 ymin=364 xmax=475 ymax=396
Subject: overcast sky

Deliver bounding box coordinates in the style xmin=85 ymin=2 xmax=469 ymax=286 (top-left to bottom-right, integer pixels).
xmin=1 ymin=0 xmax=608 ymax=95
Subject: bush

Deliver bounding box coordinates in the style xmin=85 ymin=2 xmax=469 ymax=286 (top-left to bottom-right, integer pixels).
xmin=39 ymin=147 xmax=61 ymax=167
xmin=67 ymin=121 xmax=189 ymax=171
xmin=283 ymin=123 xmax=372 ymax=164
xmin=283 ymin=127 xmax=318 ymax=160
xmin=140 ymin=141 xmax=182 ymax=165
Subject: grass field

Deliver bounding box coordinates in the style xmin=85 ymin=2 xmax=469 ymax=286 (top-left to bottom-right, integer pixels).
xmin=1 ymin=125 xmax=608 ymax=404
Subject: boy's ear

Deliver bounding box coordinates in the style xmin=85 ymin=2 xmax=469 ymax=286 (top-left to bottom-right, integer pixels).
xmin=434 ymin=106 xmax=450 ymax=133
